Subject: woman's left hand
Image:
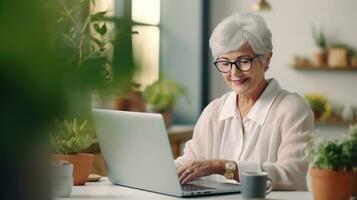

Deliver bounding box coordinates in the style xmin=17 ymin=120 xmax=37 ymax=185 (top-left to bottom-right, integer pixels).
xmin=177 ymin=159 xmax=225 ymax=185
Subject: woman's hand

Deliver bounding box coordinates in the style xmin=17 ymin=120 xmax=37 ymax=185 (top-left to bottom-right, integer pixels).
xmin=177 ymin=159 xmax=226 ymax=185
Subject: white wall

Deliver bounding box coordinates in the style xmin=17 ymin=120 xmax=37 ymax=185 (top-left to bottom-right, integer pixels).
xmin=161 ymin=0 xmax=202 ymax=124
xmin=210 ymin=0 xmax=357 ymax=137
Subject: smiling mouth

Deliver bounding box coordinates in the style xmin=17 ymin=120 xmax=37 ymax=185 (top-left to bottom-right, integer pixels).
xmin=232 ymin=78 xmax=248 ymax=85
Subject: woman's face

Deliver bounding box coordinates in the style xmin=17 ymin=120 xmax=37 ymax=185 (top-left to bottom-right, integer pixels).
xmin=217 ymin=44 xmax=270 ymax=96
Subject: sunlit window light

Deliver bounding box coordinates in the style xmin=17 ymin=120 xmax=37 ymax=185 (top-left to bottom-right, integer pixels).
xmin=91 ymin=0 xmax=115 ymax=17
xmin=89 ymin=0 xmax=115 ymax=63
xmin=132 ymin=0 xmax=160 ymax=25
xmin=132 ymin=26 xmax=160 ymax=89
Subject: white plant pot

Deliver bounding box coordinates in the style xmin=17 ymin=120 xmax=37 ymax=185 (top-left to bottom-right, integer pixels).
xmin=342 ymin=104 xmax=354 ymax=122
xmin=52 ymin=160 xmax=73 ymax=198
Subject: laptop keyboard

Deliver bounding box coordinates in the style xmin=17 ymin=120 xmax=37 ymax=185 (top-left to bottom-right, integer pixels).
xmin=181 ymin=184 xmax=215 ymax=191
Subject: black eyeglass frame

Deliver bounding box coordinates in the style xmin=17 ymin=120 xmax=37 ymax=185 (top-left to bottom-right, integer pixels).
xmin=213 ymin=54 xmax=262 ymax=73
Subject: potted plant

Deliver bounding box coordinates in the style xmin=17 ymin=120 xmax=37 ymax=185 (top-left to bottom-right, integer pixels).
xmin=311 ymin=24 xmax=327 ymax=66
xmin=50 ymin=118 xmax=95 ymax=185
xmin=55 ymin=0 xmax=139 ymax=116
xmin=328 ymin=43 xmax=349 ymax=68
xmin=113 ymin=82 xmax=146 ymax=112
xmin=304 ymin=93 xmax=331 ymax=121
xmin=143 ymin=75 xmax=185 ymax=128
xmin=53 ymin=0 xmax=136 ymax=178
xmin=306 ymin=136 xmax=354 ymax=200
xmin=54 ymin=0 xmax=114 ymax=117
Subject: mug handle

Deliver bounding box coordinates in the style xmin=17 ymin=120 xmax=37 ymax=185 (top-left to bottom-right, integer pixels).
xmin=265 ymin=178 xmax=273 ymax=194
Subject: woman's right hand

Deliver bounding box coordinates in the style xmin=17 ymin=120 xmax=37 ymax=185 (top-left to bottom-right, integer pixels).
xmin=177 ymin=159 xmax=226 ymax=185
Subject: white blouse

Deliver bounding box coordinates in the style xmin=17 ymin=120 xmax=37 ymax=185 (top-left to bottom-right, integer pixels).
xmin=175 ymin=78 xmax=314 ymax=191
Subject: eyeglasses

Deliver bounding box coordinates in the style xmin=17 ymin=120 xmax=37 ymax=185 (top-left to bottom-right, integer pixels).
xmin=213 ymin=55 xmax=261 ymax=73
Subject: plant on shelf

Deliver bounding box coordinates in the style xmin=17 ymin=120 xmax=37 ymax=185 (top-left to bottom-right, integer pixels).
xmin=50 ymin=118 xmax=96 ymax=185
xmin=306 ymin=135 xmax=354 ymax=200
xmin=144 ymin=75 xmax=185 ymax=128
xmin=304 ymin=93 xmax=331 ymax=121
xmin=293 ymin=54 xmax=310 ymax=67
xmin=113 ymin=82 xmax=146 ymax=112
xmin=311 ymin=24 xmax=327 ymax=66
xmin=328 ymin=43 xmax=349 ymax=68
xmin=312 ymin=24 xmax=326 ymax=49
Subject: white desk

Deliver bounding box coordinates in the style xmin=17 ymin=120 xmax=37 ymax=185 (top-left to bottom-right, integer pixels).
xmin=58 ymin=178 xmax=313 ymax=200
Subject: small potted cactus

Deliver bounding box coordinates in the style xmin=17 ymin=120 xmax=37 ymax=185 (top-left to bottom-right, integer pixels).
xmin=50 ymin=118 xmax=95 ymax=185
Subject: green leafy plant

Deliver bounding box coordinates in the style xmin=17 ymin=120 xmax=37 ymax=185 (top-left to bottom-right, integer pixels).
xmin=304 ymin=93 xmax=331 ymax=120
xmin=50 ymin=118 xmax=95 ymax=155
xmin=306 ymin=137 xmax=349 ymax=170
xmin=55 ymin=0 xmax=113 ymax=89
xmin=54 ymin=0 xmax=137 ymax=118
xmin=344 ymin=124 xmax=357 ymax=169
xmin=306 ymin=124 xmax=357 ymax=170
xmin=311 ymin=24 xmax=326 ymax=49
xmin=144 ymin=75 xmax=185 ymax=112
xmin=330 ymin=43 xmax=349 ymax=49
xmin=350 ymin=50 xmax=357 ymax=59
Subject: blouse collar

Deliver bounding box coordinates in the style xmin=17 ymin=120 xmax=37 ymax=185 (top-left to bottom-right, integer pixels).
xmin=218 ymin=78 xmax=282 ymax=126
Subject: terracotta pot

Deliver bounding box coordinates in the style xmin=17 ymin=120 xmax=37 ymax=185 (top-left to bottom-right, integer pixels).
xmin=114 ymin=91 xmax=146 ymax=112
xmin=352 ymin=172 xmax=357 ymax=197
xmin=310 ymin=168 xmax=353 ymax=200
xmin=53 ymin=153 xmax=94 ymax=186
xmin=312 ymin=49 xmax=327 ymax=66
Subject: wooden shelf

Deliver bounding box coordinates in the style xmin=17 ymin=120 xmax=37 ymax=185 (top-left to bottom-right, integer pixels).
xmin=315 ymin=117 xmax=357 ymax=126
xmin=168 ymin=125 xmax=194 ymax=159
xmin=293 ymin=65 xmax=357 ymax=71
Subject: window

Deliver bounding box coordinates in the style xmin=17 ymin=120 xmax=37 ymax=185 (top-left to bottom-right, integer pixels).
xmin=131 ymin=0 xmax=160 ymax=89
xmin=93 ymin=0 xmax=161 ymax=90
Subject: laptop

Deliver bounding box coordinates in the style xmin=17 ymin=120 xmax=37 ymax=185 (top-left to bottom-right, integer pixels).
xmin=92 ymin=109 xmax=241 ymax=197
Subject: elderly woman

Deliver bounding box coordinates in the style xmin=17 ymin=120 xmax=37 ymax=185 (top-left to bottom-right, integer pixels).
xmin=175 ymin=12 xmax=314 ymax=191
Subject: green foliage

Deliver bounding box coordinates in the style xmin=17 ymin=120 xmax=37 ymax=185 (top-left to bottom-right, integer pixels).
xmin=311 ymin=24 xmax=326 ymax=49
xmin=346 ymin=124 xmax=357 ymax=168
xmin=55 ymin=0 xmax=113 ymax=90
xmin=0 ymin=0 xmax=134 ymax=197
xmin=50 ymin=118 xmax=95 ymax=155
xmin=304 ymin=93 xmax=331 ymax=120
xmin=306 ymin=125 xmax=357 ymax=170
xmin=306 ymin=138 xmax=349 ymax=170
xmin=350 ymin=123 xmax=357 ymax=138
xmin=351 ymin=53 xmax=357 ymax=59
xmin=54 ymin=0 xmax=136 ymax=118
xmin=330 ymin=43 xmax=349 ymax=49
xmin=0 ymin=0 xmax=69 ymax=157
xmin=144 ymin=75 xmax=185 ymax=112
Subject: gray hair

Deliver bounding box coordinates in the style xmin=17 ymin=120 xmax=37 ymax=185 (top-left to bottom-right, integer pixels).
xmin=209 ymin=12 xmax=273 ymax=59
